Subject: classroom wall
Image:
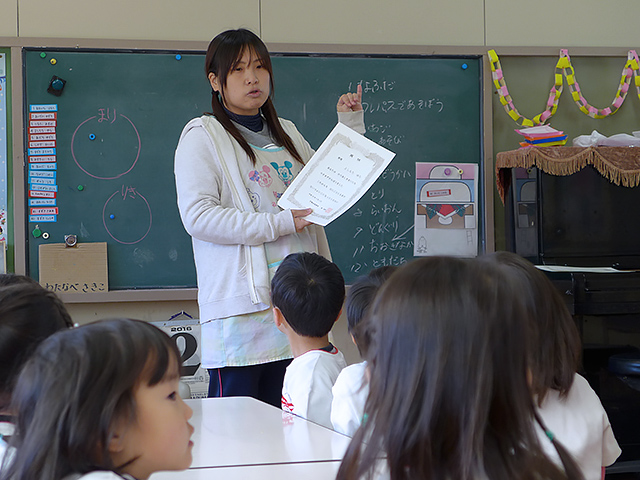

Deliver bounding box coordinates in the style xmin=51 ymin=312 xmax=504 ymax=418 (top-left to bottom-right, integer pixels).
xmin=1 ymin=0 xmax=639 ymax=47
xmin=2 ymin=0 xmax=639 ymax=366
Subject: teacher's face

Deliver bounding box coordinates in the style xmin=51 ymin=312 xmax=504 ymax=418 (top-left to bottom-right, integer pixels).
xmin=210 ymin=48 xmax=270 ymax=117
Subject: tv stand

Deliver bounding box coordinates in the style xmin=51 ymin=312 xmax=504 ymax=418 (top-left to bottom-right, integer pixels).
xmin=498 ymin=146 xmax=640 ymax=267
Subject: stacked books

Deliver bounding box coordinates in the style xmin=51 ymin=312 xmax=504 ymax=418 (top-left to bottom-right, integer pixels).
xmin=515 ymin=125 xmax=567 ymax=148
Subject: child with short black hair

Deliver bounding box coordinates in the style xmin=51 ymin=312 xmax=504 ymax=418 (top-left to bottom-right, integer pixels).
xmin=0 ymin=279 xmax=72 ymax=463
xmin=331 ymin=266 xmax=396 ymax=436
xmin=271 ymin=252 xmax=346 ymax=427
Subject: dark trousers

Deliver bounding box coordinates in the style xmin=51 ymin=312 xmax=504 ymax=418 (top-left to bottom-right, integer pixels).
xmin=207 ymin=358 xmax=291 ymax=408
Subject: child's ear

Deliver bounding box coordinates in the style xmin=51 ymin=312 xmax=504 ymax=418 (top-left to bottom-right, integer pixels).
xmin=273 ymin=306 xmax=286 ymax=331
xmin=350 ymin=333 xmax=357 ymax=347
xmin=334 ymin=307 xmax=343 ymax=324
xmin=108 ymin=432 xmax=125 ymax=454
xmin=208 ymin=72 xmax=220 ymax=92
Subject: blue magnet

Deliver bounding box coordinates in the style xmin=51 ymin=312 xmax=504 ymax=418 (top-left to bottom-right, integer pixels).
xmin=89 ymin=133 xmax=96 ymax=141
xmin=175 ymin=54 xmax=182 ymax=60
xmin=47 ymin=75 xmax=66 ymax=96
xmin=109 ymin=214 xmax=115 ymax=219
xmin=461 ymin=63 xmax=468 ymax=70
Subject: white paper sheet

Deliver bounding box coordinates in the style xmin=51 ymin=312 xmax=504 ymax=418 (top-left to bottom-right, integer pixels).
xmin=277 ymin=122 xmax=396 ymax=226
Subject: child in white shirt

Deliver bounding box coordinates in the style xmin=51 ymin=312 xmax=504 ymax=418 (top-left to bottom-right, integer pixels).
xmin=331 ymin=266 xmax=397 ymax=436
xmin=272 ymin=252 xmax=346 ymax=428
xmin=485 ymin=252 xmax=621 ymax=480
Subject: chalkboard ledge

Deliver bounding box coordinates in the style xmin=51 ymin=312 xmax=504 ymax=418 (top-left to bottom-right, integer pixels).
xmin=56 ymin=288 xmax=197 ymax=304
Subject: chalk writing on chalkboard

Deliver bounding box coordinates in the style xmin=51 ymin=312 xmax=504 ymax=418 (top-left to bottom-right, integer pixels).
xmin=71 ymin=110 xmax=141 ymax=180
xmin=344 ymin=79 xmax=419 ymax=275
xmin=102 ymin=185 xmax=153 ymax=245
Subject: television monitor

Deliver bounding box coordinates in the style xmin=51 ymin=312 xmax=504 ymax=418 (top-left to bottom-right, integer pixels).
xmin=537 ymin=165 xmax=640 ymax=269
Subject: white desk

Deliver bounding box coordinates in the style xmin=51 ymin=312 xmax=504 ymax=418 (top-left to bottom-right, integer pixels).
xmin=152 ymin=461 xmax=341 ymax=480
xmin=150 ymin=397 xmax=351 ymax=479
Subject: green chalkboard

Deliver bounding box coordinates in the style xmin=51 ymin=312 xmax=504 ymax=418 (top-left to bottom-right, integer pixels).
xmin=24 ymin=49 xmax=483 ymax=288
xmin=272 ymin=55 xmax=484 ymax=282
xmin=24 ymin=49 xmax=208 ymax=289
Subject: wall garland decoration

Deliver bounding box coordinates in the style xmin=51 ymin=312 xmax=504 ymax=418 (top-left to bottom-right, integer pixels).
xmin=488 ymin=49 xmax=640 ymax=127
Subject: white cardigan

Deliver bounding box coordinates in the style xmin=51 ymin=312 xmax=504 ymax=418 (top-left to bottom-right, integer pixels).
xmin=175 ymin=115 xmax=330 ymax=321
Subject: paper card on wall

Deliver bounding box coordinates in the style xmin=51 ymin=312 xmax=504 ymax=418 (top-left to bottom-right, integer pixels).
xmin=278 ymin=122 xmax=396 ymax=226
xmin=39 ymin=242 xmax=108 ymax=293
xmin=151 ymin=318 xmax=209 ymax=399
xmin=0 ymin=55 xmax=7 ymax=246
xmin=414 ymin=162 xmax=478 ymax=257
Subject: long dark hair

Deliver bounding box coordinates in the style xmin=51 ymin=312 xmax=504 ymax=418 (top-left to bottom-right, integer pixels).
xmin=336 ymin=257 xmax=583 ymax=480
xmin=204 ymin=28 xmax=304 ymax=165
xmin=482 ymin=252 xmax=581 ymax=404
xmin=0 ymin=318 xmax=182 ymax=480
xmin=0 ymin=282 xmax=72 ymax=411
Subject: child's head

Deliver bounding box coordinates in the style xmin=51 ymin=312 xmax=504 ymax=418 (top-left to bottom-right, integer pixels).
xmin=0 ymin=282 xmax=72 ymax=412
xmin=271 ymin=252 xmax=345 ymax=338
xmin=338 ymin=256 xmax=577 ymax=480
xmin=483 ymin=251 xmax=581 ymax=403
xmin=0 ymin=273 xmax=40 ymax=287
xmin=345 ymin=266 xmax=397 ymax=358
xmin=3 ymin=318 xmax=193 ymax=480
xmin=204 ymin=28 xmax=303 ymax=165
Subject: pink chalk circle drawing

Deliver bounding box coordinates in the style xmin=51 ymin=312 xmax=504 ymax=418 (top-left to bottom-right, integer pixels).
xmin=102 ymin=186 xmax=152 ymax=245
xmin=71 ymin=112 xmax=141 ymax=180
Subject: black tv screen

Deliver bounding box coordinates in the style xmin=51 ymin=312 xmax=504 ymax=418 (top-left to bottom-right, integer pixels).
xmin=538 ymin=165 xmax=640 ymax=269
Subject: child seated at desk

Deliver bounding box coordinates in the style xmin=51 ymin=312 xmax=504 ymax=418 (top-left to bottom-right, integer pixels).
xmin=271 ymin=252 xmax=347 ymax=428
xmin=331 ymin=266 xmax=396 ymax=436
xmin=484 ymin=252 xmax=621 ymax=480
xmin=337 ymin=257 xmax=583 ymax=480
xmin=1 ymin=318 xmax=193 ymax=480
xmin=0 ymin=278 xmax=72 ymax=465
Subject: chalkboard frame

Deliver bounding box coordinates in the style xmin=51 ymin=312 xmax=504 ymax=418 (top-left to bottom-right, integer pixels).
xmin=8 ymin=40 xmax=499 ymax=302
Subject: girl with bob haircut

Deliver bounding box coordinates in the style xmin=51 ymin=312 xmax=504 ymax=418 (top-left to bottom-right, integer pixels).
xmin=336 ymin=256 xmax=583 ymax=480
xmin=0 ymin=318 xmax=194 ymax=480
xmin=174 ymin=28 xmax=364 ymax=406
xmin=484 ymin=251 xmax=620 ymax=480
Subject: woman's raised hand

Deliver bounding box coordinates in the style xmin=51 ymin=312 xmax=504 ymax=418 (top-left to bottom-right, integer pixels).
xmin=337 ymin=84 xmax=363 ymax=112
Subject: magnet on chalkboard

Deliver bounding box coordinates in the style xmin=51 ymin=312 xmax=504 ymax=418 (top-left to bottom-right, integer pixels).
xmin=64 ymin=234 xmax=78 ymax=247
xmin=47 ymin=75 xmax=66 ymax=96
